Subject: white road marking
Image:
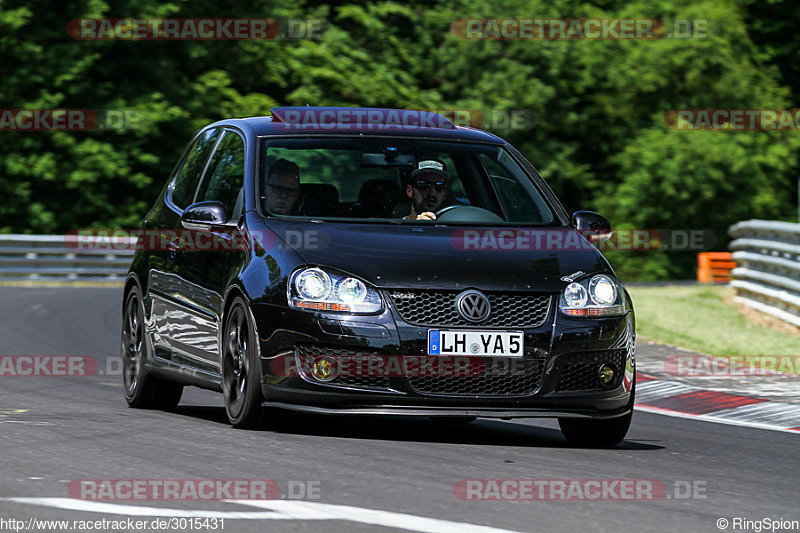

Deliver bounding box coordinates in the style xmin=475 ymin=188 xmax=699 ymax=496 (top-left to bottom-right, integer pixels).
xmin=635 ymin=381 xmax=695 ymax=402
xmin=240 ymin=499 xmax=521 ymax=533
xmin=1 ymin=498 xmax=521 ymax=533
xmin=709 ymin=401 xmax=800 ymax=425
xmin=1 ymin=498 xmax=289 ymax=519
xmin=635 ymin=405 xmax=800 ymax=434
xmin=634 ymin=375 xmax=800 ymax=434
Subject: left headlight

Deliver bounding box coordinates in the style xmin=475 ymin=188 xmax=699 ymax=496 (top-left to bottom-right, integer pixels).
xmin=559 ymin=274 xmax=626 ymax=317
xmin=288 ymin=267 xmax=383 ymax=313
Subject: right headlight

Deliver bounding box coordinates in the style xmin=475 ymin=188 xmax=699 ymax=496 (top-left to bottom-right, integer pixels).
xmin=288 ymin=267 xmax=382 ymax=313
xmin=559 ymin=274 xmax=626 ymax=317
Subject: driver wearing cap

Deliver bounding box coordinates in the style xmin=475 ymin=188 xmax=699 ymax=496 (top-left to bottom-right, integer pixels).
xmin=404 ymin=159 xmax=449 ymax=221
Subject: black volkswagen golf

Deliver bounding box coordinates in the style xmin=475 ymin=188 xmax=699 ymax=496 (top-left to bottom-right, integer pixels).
xmin=121 ymin=107 xmax=636 ymax=447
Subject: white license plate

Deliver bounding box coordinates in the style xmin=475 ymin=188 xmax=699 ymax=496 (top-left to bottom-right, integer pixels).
xmin=427 ymin=330 xmax=524 ymax=357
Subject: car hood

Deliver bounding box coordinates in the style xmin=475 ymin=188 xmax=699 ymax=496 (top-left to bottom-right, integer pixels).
xmin=263 ymin=220 xmax=613 ymax=292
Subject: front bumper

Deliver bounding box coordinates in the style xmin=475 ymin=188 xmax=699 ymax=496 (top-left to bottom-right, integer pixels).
xmin=261 ymin=403 xmax=632 ymax=420
xmin=252 ymin=293 xmax=635 ymax=419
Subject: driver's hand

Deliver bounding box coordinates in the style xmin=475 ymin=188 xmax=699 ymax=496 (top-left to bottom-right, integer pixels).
xmin=417 ymin=211 xmax=437 ymax=221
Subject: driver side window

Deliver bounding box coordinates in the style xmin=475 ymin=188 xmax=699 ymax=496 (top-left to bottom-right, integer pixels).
xmin=195 ymin=130 xmax=245 ymax=220
xmin=170 ymin=128 xmax=222 ymax=209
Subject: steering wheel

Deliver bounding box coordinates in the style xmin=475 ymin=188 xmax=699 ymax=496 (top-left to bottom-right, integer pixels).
xmin=433 ymin=205 xmax=461 ymax=218
xmin=433 ymin=205 xmax=506 ymax=223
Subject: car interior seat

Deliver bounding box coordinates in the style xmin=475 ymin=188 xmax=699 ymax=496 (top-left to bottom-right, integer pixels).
xmin=357 ymin=179 xmax=401 ymax=218
xmin=295 ymin=183 xmax=339 ymax=217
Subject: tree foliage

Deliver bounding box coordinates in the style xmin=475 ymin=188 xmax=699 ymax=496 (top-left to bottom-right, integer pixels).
xmin=0 ymin=0 xmax=797 ymax=279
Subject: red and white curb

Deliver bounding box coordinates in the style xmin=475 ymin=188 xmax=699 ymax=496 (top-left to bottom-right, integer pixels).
xmin=635 ymin=374 xmax=800 ymax=434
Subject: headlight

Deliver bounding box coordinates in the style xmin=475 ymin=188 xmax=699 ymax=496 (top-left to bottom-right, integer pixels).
xmin=589 ymin=275 xmax=617 ymax=305
xmin=564 ymin=283 xmax=588 ymax=307
xmin=289 ymin=267 xmax=382 ymax=313
xmin=559 ymin=274 xmax=626 ymax=317
xmin=295 ymin=268 xmax=331 ymax=300
xmin=337 ymin=277 xmax=367 ymax=304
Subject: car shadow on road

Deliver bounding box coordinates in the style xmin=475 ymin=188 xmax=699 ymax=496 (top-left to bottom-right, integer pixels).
xmin=171 ymin=405 xmax=662 ymax=450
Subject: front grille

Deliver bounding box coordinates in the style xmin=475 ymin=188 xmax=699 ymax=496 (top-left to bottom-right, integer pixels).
xmin=407 ymin=357 xmax=545 ymax=396
xmin=294 ymin=343 xmax=392 ymax=391
xmin=556 ymin=350 xmax=627 ymax=392
xmin=389 ymin=290 xmax=552 ymax=328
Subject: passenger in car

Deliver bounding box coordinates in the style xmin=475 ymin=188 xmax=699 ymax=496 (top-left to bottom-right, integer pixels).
xmin=403 ymin=159 xmax=449 ymax=220
xmin=263 ymin=158 xmax=300 ymax=215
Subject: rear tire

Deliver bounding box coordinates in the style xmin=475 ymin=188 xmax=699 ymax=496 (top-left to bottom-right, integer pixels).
xmin=122 ymin=286 xmax=184 ymax=410
xmin=221 ymin=297 xmax=264 ymax=429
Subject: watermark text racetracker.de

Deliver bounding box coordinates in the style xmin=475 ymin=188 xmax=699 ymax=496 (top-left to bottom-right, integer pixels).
xmin=276 ymin=353 xmax=519 ymax=380
xmin=665 ymin=355 xmax=800 ymax=378
xmin=270 ymin=107 xmax=536 ymax=131
xmin=64 ymin=228 xmax=328 ymax=252
xmin=68 ymin=479 xmax=321 ymax=501
xmin=67 ymin=18 xmax=324 ymax=40
xmin=433 ymin=109 xmax=536 ymax=131
xmin=452 ymin=18 xmax=711 ymax=40
xmin=454 ymin=479 xmax=707 ymax=501
xmin=665 ymin=109 xmax=800 ymax=131
xmin=64 ymin=228 xmax=715 ymax=253
xmin=271 ymin=108 xmax=461 ymax=130
xmin=450 ymin=228 xmax=715 ymax=252
xmin=0 ymin=356 xmax=98 ymax=377
xmin=0 ymin=109 xmax=143 ymax=131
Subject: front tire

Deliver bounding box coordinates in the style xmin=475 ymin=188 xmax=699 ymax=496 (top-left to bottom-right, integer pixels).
xmin=558 ymin=388 xmax=634 ymax=447
xmin=221 ymin=297 xmax=264 ymax=429
xmin=121 ymin=286 xmax=183 ymax=410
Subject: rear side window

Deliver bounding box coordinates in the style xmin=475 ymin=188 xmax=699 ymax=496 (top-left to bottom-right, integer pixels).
xmin=170 ymin=128 xmax=221 ymax=209
xmin=195 ymin=130 xmax=245 ymax=219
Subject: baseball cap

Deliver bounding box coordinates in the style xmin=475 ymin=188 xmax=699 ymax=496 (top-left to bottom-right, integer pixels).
xmin=409 ymin=159 xmax=449 ymax=181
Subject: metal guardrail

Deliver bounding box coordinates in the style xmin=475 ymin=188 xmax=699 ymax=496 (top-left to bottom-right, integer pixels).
xmin=0 ymin=234 xmax=134 ymax=282
xmin=728 ymin=220 xmax=800 ymax=327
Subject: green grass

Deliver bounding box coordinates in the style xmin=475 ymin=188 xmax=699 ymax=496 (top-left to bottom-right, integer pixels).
xmin=627 ymin=285 xmax=800 ymax=356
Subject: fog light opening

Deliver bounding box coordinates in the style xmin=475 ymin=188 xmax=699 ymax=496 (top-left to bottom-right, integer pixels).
xmin=598 ymin=364 xmax=615 ymax=388
xmin=311 ymin=356 xmax=338 ymax=382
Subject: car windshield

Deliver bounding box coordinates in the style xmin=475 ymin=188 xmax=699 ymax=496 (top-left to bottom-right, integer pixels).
xmin=259 ymin=137 xmax=555 ymax=225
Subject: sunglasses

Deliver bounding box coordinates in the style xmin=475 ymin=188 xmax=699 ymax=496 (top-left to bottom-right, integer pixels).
xmin=413 ymin=180 xmax=447 ymax=193
xmin=266 ymin=182 xmax=300 ymax=197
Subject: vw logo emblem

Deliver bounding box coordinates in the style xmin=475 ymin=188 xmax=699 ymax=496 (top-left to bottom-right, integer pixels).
xmin=456 ymin=290 xmax=491 ymax=323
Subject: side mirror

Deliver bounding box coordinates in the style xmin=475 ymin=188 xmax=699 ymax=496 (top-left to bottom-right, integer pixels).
xmin=180 ymin=201 xmax=228 ymax=230
xmin=572 ymin=210 xmax=612 ymax=242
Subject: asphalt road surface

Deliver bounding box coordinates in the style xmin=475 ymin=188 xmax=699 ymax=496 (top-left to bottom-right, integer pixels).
xmin=1 ymin=286 xmax=797 ymax=532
